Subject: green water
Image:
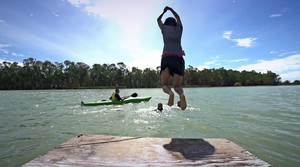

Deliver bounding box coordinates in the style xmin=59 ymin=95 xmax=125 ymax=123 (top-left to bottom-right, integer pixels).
xmin=0 ymin=86 xmax=299 ymax=166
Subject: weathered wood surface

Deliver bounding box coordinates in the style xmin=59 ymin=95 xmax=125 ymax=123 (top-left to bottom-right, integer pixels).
xmin=23 ymin=134 xmax=271 ymax=166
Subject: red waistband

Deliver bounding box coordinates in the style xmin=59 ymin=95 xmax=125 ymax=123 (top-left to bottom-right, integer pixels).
xmin=162 ymin=53 xmax=183 ymax=57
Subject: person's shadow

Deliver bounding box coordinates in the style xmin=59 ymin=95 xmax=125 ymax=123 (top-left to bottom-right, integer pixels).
xmin=163 ymin=138 xmax=215 ymax=160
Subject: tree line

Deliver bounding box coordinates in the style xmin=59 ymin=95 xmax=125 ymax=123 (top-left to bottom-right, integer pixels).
xmin=0 ymin=57 xmax=298 ymax=90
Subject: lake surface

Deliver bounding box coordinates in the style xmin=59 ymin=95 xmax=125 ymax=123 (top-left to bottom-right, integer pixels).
xmin=0 ymin=86 xmax=299 ymax=166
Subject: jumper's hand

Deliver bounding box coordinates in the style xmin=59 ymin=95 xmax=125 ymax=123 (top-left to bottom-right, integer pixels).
xmin=163 ymin=6 xmax=168 ymax=13
xmin=165 ymin=6 xmax=172 ymax=11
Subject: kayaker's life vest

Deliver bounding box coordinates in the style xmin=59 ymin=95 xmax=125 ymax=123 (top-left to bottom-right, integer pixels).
xmin=110 ymin=92 xmax=117 ymax=101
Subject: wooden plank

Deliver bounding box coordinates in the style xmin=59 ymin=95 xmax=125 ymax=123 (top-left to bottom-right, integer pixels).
xmin=23 ymin=134 xmax=271 ymax=166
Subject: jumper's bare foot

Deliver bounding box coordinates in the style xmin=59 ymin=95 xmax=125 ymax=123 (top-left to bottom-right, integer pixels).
xmin=180 ymin=95 xmax=187 ymax=110
xmin=168 ymin=93 xmax=174 ymax=106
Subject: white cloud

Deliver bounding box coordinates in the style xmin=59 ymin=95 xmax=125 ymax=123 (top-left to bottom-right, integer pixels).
xmin=67 ymin=0 xmax=165 ymax=69
xmin=222 ymin=31 xmax=256 ymax=48
xmin=0 ymin=19 xmax=7 ymax=26
xmin=222 ymin=31 xmax=232 ymax=40
xmin=0 ymin=43 xmax=11 ymax=54
xmin=67 ymin=0 xmax=91 ymax=6
xmin=233 ymin=37 xmax=256 ymax=47
xmin=68 ymin=0 xmax=161 ymax=53
xmin=237 ymin=54 xmax=300 ymax=81
xmin=270 ymin=50 xmax=298 ymax=57
xmin=204 ymin=56 xmax=219 ymax=65
xmin=269 ymin=8 xmax=288 ymax=18
xmin=0 ymin=49 xmax=8 ymax=54
xmin=269 ymin=13 xmax=281 ymax=18
xmin=196 ymin=56 xmax=220 ymax=69
xmin=195 ymin=57 xmax=249 ymax=71
xmin=237 ymin=54 xmax=300 ymax=72
xmin=280 ymin=71 xmax=300 ymax=81
xmin=278 ymin=51 xmax=298 ymax=57
xmin=196 ymin=65 xmax=210 ymax=70
xmin=52 ymin=12 xmax=59 ymax=17
xmin=204 ymin=60 xmax=216 ymax=65
xmin=11 ymin=52 xmax=25 ymax=57
xmin=0 ymin=43 xmax=11 ymax=49
xmin=228 ymin=58 xmax=248 ymax=63
xmin=126 ymin=50 xmax=161 ymax=70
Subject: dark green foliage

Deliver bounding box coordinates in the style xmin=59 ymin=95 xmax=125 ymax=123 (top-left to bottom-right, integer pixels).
xmin=0 ymin=57 xmax=292 ymax=90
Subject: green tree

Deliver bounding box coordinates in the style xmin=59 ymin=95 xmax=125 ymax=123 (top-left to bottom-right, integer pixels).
xmin=131 ymin=67 xmax=142 ymax=87
xmin=0 ymin=57 xmax=286 ymax=89
xmin=142 ymin=68 xmax=159 ymax=88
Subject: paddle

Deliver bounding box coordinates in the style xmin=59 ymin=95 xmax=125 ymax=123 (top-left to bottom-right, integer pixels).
xmin=131 ymin=93 xmax=138 ymax=97
xmin=122 ymin=93 xmax=138 ymax=100
xmin=98 ymin=93 xmax=138 ymax=102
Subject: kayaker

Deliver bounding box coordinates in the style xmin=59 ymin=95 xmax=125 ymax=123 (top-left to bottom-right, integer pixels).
xmin=154 ymin=103 xmax=165 ymax=113
xmin=157 ymin=103 xmax=163 ymax=112
xmin=157 ymin=6 xmax=187 ymax=110
xmin=109 ymin=89 xmax=122 ymax=101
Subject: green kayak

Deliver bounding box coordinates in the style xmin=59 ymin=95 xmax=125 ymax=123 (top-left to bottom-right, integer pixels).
xmin=81 ymin=96 xmax=152 ymax=106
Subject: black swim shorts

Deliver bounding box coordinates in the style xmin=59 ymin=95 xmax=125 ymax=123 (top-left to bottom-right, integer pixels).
xmin=161 ymin=56 xmax=185 ymax=76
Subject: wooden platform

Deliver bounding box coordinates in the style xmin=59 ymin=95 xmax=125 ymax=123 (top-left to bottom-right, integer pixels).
xmin=23 ymin=134 xmax=271 ymax=166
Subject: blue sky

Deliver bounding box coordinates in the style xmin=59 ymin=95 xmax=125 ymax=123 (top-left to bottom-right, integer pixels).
xmin=0 ymin=0 xmax=299 ymax=81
